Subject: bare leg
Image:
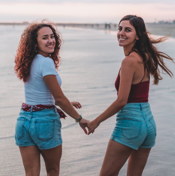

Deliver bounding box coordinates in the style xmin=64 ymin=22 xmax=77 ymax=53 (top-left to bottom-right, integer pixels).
xmin=100 ymin=139 xmax=133 ymax=176
xmin=40 ymin=145 xmax=62 ymax=176
xmin=127 ymin=148 xmax=151 ymax=176
xmin=19 ymin=146 xmax=40 ymax=176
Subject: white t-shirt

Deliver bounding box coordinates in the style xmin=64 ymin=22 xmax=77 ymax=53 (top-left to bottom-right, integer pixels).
xmin=24 ymin=54 xmax=62 ymax=105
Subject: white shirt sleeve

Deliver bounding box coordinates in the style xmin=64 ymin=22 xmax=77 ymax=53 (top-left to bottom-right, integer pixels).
xmin=41 ymin=57 xmax=57 ymax=77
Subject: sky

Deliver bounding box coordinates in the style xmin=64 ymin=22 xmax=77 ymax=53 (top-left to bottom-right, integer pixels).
xmin=0 ymin=0 xmax=175 ymax=23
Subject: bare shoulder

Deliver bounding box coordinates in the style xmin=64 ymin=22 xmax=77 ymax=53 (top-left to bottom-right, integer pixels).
xmin=130 ymin=51 xmax=143 ymax=63
xmin=121 ymin=52 xmax=139 ymax=68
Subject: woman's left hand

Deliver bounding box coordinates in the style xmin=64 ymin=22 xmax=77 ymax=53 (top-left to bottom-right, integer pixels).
xmin=87 ymin=119 xmax=100 ymax=135
xmin=71 ymin=101 xmax=82 ymax=109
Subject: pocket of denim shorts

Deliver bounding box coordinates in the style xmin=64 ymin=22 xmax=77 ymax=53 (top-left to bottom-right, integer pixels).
xmin=122 ymin=119 xmax=141 ymax=139
xmin=56 ymin=118 xmax=62 ymax=128
xmin=15 ymin=118 xmax=26 ymax=139
xmin=35 ymin=119 xmax=55 ymax=141
xmin=149 ymin=118 xmax=157 ymax=136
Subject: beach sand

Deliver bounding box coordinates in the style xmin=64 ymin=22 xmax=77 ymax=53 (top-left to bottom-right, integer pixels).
xmin=0 ymin=25 xmax=175 ymax=176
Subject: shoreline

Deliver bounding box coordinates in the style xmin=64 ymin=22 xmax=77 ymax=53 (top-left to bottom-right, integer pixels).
xmin=145 ymin=23 xmax=175 ymax=38
xmin=60 ymin=23 xmax=175 ymax=38
xmin=0 ymin=22 xmax=174 ymax=38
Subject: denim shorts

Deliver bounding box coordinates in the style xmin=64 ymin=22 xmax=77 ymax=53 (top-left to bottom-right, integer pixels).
xmin=111 ymin=103 xmax=156 ymax=150
xmin=15 ymin=108 xmax=62 ymax=150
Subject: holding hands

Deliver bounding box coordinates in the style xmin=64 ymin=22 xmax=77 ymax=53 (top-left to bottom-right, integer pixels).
xmin=71 ymin=101 xmax=100 ymax=135
xmin=87 ymin=119 xmax=100 ymax=135
xmin=71 ymin=101 xmax=90 ymax=134
xmin=78 ymin=119 xmax=98 ymax=135
xmin=79 ymin=118 xmax=90 ymax=134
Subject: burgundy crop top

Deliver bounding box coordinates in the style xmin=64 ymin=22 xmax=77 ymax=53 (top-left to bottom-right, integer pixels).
xmin=115 ymin=68 xmax=150 ymax=103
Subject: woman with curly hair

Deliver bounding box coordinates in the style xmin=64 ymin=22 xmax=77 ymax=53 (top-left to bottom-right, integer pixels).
xmin=88 ymin=15 xmax=174 ymax=176
xmin=14 ymin=21 xmax=89 ymax=176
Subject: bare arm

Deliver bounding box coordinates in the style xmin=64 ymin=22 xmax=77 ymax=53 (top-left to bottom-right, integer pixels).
xmin=88 ymin=56 xmax=136 ymax=134
xmin=44 ymin=75 xmax=81 ymax=119
xmin=43 ymin=75 xmax=89 ymax=134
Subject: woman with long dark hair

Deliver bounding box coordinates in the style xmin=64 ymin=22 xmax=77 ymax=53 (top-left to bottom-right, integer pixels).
xmin=14 ymin=21 xmax=89 ymax=176
xmin=88 ymin=15 xmax=174 ymax=176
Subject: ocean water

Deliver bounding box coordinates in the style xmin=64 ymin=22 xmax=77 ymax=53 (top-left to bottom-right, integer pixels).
xmin=0 ymin=25 xmax=175 ymax=176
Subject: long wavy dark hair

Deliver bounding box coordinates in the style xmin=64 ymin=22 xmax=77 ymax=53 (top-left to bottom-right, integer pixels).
xmin=14 ymin=21 xmax=62 ymax=82
xmin=119 ymin=15 xmax=174 ymax=84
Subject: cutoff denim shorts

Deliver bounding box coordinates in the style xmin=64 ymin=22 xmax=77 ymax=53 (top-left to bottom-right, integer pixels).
xmin=15 ymin=107 xmax=62 ymax=150
xmin=111 ymin=103 xmax=156 ymax=150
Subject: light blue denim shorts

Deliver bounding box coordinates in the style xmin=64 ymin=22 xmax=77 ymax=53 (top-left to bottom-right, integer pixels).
xmin=15 ymin=108 xmax=62 ymax=150
xmin=111 ymin=103 xmax=156 ymax=150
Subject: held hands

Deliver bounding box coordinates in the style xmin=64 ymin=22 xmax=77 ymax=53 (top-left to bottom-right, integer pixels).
xmin=71 ymin=101 xmax=100 ymax=135
xmin=71 ymin=101 xmax=90 ymax=134
xmin=79 ymin=118 xmax=100 ymax=135
xmin=87 ymin=119 xmax=100 ymax=135
xmin=79 ymin=118 xmax=90 ymax=135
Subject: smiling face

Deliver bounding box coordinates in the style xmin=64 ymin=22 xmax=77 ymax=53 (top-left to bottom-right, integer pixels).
xmin=36 ymin=27 xmax=56 ymax=57
xmin=117 ymin=20 xmax=139 ymax=48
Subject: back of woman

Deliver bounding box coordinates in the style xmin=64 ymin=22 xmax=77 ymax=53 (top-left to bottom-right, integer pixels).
xmin=130 ymin=52 xmax=149 ymax=84
xmin=14 ymin=21 xmax=89 ymax=176
xmin=24 ymin=54 xmax=61 ymax=105
xmin=88 ymin=15 xmax=174 ymax=176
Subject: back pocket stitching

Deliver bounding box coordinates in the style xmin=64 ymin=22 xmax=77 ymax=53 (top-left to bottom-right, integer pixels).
xmin=35 ymin=120 xmax=55 ymax=141
xmin=122 ymin=118 xmax=141 ymax=139
xmin=15 ymin=119 xmax=26 ymax=140
xmin=149 ymin=118 xmax=156 ymax=136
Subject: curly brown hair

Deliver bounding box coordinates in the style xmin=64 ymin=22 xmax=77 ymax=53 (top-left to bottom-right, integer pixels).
xmin=14 ymin=21 xmax=62 ymax=82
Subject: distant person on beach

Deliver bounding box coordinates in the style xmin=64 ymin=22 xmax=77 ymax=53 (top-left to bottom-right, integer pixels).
xmin=14 ymin=21 xmax=89 ymax=176
xmin=87 ymin=15 xmax=174 ymax=176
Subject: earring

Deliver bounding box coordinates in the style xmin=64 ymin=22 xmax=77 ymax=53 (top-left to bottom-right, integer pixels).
xmin=35 ymin=46 xmax=38 ymax=52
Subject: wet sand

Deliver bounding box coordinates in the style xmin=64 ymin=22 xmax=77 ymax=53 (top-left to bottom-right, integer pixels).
xmin=0 ymin=25 xmax=175 ymax=176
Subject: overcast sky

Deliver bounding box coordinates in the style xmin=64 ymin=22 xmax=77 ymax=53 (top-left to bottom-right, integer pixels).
xmin=0 ymin=0 xmax=175 ymax=3
xmin=0 ymin=0 xmax=175 ymax=23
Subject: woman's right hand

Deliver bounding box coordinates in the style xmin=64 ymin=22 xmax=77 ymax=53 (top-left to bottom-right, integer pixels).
xmin=79 ymin=118 xmax=90 ymax=135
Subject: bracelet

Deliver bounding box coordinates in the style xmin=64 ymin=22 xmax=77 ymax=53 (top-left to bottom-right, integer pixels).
xmin=75 ymin=115 xmax=82 ymax=122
